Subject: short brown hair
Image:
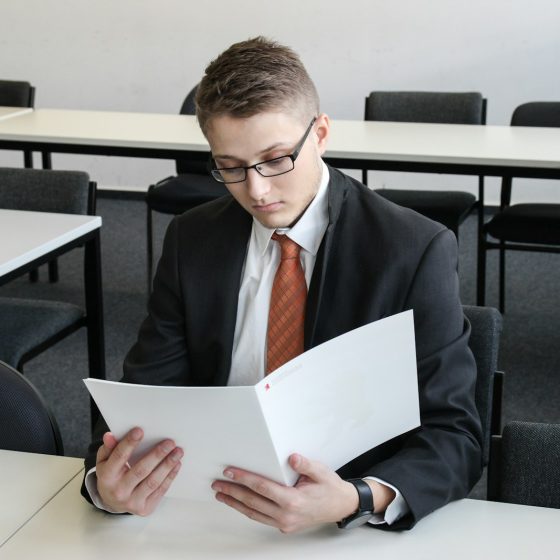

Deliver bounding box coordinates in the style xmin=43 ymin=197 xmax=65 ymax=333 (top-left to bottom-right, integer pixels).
xmin=196 ymin=37 xmax=319 ymax=135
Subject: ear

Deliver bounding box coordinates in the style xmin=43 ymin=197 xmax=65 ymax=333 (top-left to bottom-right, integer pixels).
xmin=314 ymin=113 xmax=330 ymax=155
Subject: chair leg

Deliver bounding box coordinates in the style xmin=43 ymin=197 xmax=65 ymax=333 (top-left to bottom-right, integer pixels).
xmin=29 ymin=268 xmax=39 ymax=283
xmin=23 ymin=150 xmax=33 ymax=168
xmin=476 ymin=178 xmax=486 ymax=306
xmin=477 ymin=238 xmax=487 ymax=307
xmin=42 ymin=151 xmax=52 ymax=170
xmin=84 ymin=232 xmax=105 ymax=431
xmin=499 ymin=243 xmax=506 ymax=313
xmin=147 ymin=206 xmax=154 ymax=293
xmin=487 ymin=435 xmax=502 ymax=501
xmin=362 ymin=170 xmax=368 ymax=187
xmin=491 ymin=371 xmax=504 ymax=437
xmin=48 ymin=259 xmax=59 ymax=283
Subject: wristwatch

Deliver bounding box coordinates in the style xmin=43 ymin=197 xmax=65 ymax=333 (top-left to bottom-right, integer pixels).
xmin=337 ymin=478 xmax=375 ymax=529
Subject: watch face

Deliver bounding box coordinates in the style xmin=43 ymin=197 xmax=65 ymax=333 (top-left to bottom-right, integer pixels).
xmin=338 ymin=511 xmax=373 ymax=529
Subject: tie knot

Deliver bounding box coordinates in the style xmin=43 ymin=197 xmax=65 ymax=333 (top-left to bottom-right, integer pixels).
xmin=272 ymin=232 xmax=301 ymax=261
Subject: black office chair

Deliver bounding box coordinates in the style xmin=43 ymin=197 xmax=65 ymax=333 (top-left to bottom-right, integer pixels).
xmin=463 ymin=305 xmax=504 ymax=466
xmin=364 ymin=91 xmax=486 ymax=239
xmin=146 ymin=85 xmax=228 ymax=288
xmin=478 ymin=102 xmax=560 ymax=313
xmin=488 ymin=421 xmax=560 ymax=508
xmin=0 ymin=360 xmax=64 ymax=455
xmin=0 ymin=168 xmax=96 ymax=380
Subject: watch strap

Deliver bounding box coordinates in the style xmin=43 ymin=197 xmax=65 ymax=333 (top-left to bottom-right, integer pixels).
xmin=336 ymin=478 xmax=375 ymax=529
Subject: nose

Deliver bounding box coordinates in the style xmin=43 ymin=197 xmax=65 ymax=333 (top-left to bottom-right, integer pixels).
xmin=245 ymin=168 xmax=271 ymax=201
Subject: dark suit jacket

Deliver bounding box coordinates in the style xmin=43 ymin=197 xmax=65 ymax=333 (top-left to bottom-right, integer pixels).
xmin=83 ymin=165 xmax=482 ymax=530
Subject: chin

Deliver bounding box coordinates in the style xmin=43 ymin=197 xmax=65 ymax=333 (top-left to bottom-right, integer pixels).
xmin=249 ymin=209 xmax=290 ymax=229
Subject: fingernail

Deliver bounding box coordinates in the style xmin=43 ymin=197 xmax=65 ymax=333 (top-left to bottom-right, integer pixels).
xmin=171 ymin=449 xmax=183 ymax=461
xmin=162 ymin=442 xmax=173 ymax=453
xmin=212 ymin=483 xmax=222 ymax=492
xmin=224 ymin=469 xmax=234 ymax=479
xmin=131 ymin=428 xmax=142 ymax=441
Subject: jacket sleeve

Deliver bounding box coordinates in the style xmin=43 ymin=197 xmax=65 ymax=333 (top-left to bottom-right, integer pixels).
xmin=364 ymin=228 xmax=483 ymax=530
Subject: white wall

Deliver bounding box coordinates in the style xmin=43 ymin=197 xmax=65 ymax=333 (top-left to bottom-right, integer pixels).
xmin=1 ymin=0 xmax=559 ymax=203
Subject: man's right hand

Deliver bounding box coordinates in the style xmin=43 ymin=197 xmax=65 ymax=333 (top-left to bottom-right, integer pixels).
xmin=95 ymin=427 xmax=183 ymax=515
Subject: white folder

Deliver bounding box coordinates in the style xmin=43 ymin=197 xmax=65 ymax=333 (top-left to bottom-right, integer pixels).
xmin=84 ymin=310 xmax=419 ymax=500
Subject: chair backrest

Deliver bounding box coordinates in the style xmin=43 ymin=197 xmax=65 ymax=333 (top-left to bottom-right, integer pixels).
xmin=365 ymin=91 xmax=486 ymax=125
xmin=0 ymin=168 xmax=94 ymax=215
xmin=0 ymin=360 xmax=64 ymax=455
xmin=500 ymin=101 xmax=560 ymax=206
xmin=463 ymin=305 xmax=503 ymax=465
xmin=176 ymin=84 xmax=208 ymax=176
xmin=489 ymin=421 xmax=560 ymax=508
xmin=0 ymin=79 xmax=35 ymax=108
xmin=511 ymin=101 xmax=560 ymax=128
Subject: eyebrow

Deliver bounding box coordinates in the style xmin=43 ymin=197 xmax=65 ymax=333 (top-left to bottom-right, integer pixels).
xmin=213 ymin=141 xmax=292 ymax=162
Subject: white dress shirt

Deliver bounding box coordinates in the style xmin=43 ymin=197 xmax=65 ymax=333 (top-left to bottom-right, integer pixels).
xmin=86 ymin=161 xmax=408 ymax=525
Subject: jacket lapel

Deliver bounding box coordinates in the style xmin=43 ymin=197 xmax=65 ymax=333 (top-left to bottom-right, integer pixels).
xmin=305 ymin=167 xmax=348 ymax=348
xmin=202 ymin=200 xmax=252 ymax=386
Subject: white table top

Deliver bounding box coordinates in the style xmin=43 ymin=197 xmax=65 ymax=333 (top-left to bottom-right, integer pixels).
xmin=0 ymin=108 xmax=559 ymax=172
xmin=0 ymin=107 xmax=32 ymax=122
xmin=0 ymin=108 xmax=208 ymax=152
xmin=328 ymin=119 xmax=560 ymax=170
xmin=0 ymin=450 xmax=83 ymax=546
xmin=0 ymin=209 xmax=102 ymax=278
xmin=2 ymin=473 xmax=559 ymax=559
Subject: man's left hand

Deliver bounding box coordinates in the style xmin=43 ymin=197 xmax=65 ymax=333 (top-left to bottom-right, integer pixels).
xmin=211 ymin=453 xmax=360 ymax=533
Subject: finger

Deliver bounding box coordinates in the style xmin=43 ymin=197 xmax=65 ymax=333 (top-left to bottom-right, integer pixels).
xmin=140 ymin=461 xmax=183 ymax=516
xmin=215 ymin=491 xmax=279 ymax=529
xmin=212 ymin=480 xmax=280 ymax=519
xmin=96 ymin=432 xmax=118 ymax=463
xmin=131 ymin=446 xmax=184 ymax=503
xmin=120 ymin=439 xmax=181 ymax=496
xmin=103 ymin=427 xmax=144 ymax=475
xmin=221 ymin=468 xmax=288 ymax=506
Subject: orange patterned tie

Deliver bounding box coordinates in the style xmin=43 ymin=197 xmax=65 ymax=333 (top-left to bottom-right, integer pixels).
xmin=266 ymin=233 xmax=307 ymax=374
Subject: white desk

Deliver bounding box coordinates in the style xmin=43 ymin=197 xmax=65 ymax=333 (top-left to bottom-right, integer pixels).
xmin=0 ymin=108 xmax=208 ymax=159
xmin=1 ymin=108 xmax=559 ymax=305
xmin=0 ymin=209 xmax=106 ymax=403
xmin=1 ymin=473 xmax=559 ymax=559
xmin=0 ymin=107 xmax=32 ymax=122
xmin=0 ymin=108 xmax=559 ymax=179
xmin=0 ymin=209 xmax=101 ymax=278
xmin=0 ymin=450 xmax=83 ymax=547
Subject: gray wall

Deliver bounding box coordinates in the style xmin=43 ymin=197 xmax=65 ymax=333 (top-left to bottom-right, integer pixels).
xmin=1 ymin=0 xmax=559 ymax=203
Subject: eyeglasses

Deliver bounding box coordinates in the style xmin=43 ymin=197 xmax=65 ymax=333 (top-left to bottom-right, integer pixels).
xmin=210 ymin=117 xmax=317 ymax=184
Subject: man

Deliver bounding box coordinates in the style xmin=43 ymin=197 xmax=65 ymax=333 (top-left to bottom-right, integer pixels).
xmin=82 ymin=37 xmax=482 ymax=532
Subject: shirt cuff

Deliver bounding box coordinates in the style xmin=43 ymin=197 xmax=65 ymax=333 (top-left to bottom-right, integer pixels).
xmin=364 ymin=476 xmax=409 ymax=525
xmin=84 ymin=467 xmax=126 ymax=514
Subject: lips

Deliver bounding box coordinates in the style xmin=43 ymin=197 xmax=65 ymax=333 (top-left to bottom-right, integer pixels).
xmin=253 ymin=202 xmax=283 ymax=213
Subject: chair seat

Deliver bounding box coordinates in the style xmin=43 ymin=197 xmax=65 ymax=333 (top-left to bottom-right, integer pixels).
xmin=485 ymin=203 xmax=560 ymax=245
xmin=146 ymin=173 xmax=228 ymax=215
xmin=375 ymin=189 xmax=476 ymax=230
xmin=0 ymin=298 xmax=84 ymax=367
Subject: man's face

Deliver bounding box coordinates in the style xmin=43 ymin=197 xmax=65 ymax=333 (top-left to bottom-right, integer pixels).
xmin=206 ymin=111 xmax=330 ymax=229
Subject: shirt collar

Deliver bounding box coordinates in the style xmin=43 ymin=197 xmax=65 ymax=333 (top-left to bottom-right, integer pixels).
xmin=253 ymin=161 xmax=330 ymax=256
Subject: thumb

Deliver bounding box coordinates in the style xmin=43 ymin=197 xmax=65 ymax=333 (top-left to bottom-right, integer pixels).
xmin=97 ymin=432 xmax=118 ymax=462
xmin=289 ymin=453 xmax=329 ymax=482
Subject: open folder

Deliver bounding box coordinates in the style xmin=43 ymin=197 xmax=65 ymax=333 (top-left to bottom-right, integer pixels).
xmin=84 ymin=310 xmax=420 ymax=501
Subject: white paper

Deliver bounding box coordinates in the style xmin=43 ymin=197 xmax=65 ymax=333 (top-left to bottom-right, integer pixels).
xmin=84 ymin=310 xmax=419 ymax=500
